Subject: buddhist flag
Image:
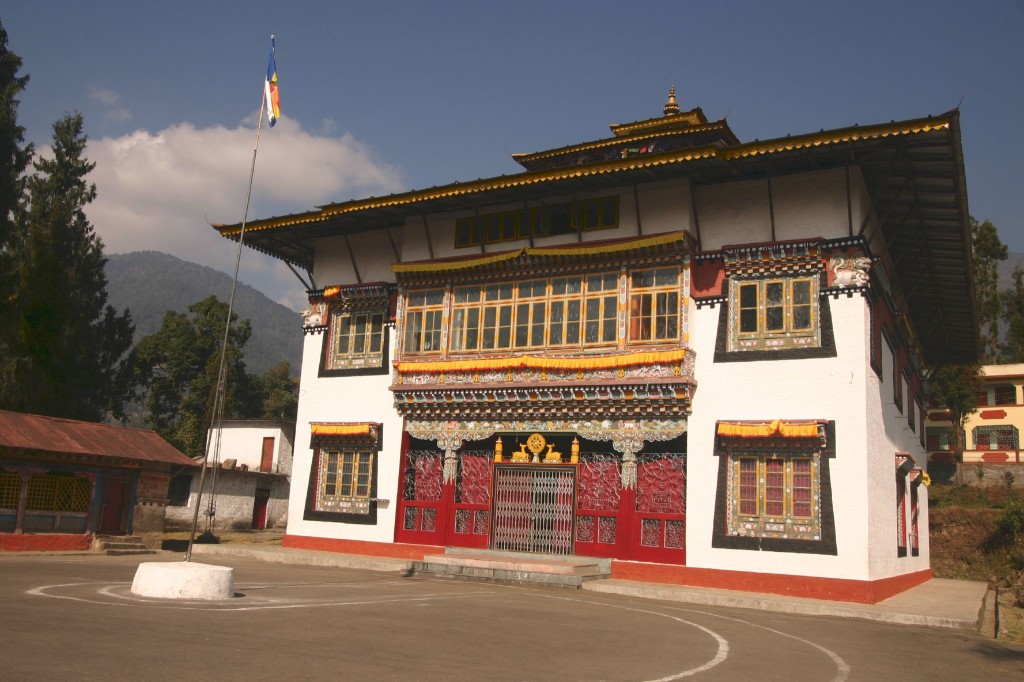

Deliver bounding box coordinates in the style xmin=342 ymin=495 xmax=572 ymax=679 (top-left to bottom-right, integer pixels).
xmin=264 ymin=36 xmax=280 ymax=126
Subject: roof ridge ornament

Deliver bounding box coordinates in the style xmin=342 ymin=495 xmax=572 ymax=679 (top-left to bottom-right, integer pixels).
xmin=664 ymin=85 xmax=680 ymax=116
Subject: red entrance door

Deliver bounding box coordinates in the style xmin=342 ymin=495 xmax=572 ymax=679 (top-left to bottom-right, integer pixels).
xmin=99 ymin=479 xmax=129 ymax=535
xmin=252 ymin=488 xmax=270 ymax=529
xmin=395 ymin=443 xmax=447 ymax=545
xmin=260 ymin=437 xmax=275 ymax=473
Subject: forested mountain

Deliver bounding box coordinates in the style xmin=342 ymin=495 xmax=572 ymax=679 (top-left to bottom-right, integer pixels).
xmin=105 ymin=251 xmax=303 ymax=375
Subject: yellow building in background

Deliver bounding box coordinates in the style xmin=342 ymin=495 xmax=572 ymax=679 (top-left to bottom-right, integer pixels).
xmin=927 ymin=364 xmax=1024 ymax=484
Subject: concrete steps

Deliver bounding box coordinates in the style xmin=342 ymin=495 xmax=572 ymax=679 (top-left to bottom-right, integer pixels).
xmin=408 ymin=549 xmax=611 ymax=588
xmin=93 ymin=535 xmax=156 ymax=556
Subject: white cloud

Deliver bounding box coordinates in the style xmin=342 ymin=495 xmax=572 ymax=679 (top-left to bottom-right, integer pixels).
xmin=84 ymin=117 xmax=405 ymax=310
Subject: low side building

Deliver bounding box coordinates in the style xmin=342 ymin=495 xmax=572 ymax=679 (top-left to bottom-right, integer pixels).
xmin=0 ymin=409 xmax=196 ymax=551
xmin=164 ymin=420 xmax=294 ymax=532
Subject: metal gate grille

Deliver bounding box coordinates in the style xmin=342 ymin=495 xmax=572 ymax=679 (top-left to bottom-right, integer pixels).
xmin=491 ymin=466 xmax=575 ymax=555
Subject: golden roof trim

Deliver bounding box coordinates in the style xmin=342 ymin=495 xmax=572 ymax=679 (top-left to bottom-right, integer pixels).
xmin=609 ymin=108 xmax=709 ymax=136
xmin=511 ymin=120 xmax=732 ymax=164
xmin=722 ymin=120 xmax=950 ymax=160
xmin=217 ymin=114 xmax=954 ymax=238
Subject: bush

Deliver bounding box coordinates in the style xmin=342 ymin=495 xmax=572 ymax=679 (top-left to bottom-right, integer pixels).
xmin=993 ymin=498 xmax=1024 ymax=547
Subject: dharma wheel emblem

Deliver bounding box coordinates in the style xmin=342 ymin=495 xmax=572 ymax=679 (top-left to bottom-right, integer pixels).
xmin=510 ymin=433 xmax=563 ymax=463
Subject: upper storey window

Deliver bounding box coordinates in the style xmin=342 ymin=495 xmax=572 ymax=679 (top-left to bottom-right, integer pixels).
xmin=455 ymin=196 xmax=619 ymax=248
xmin=326 ymin=311 xmax=386 ymax=371
xmin=402 ymin=266 xmax=681 ymax=357
xmin=314 ymin=283 xmax=393 ymax=377
xmin=629 ymin=268 xmax=679 ymax=342
xmin=732 ymin=276 xmax=816 ymax=351
xmin=713 ymin=242 xmax=836 ymax=363
xmin=403 ymin=289 xmax=444 ymax=353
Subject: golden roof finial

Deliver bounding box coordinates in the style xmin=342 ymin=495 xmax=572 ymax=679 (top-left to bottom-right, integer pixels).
xmin=663 ymin=85 xmax=680 ymax=116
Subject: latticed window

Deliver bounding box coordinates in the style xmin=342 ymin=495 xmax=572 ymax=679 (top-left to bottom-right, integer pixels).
xmin=0 ymin=472 xmax=21 ymax=509
xmin=326 ymin=310 xmax=386 ymax=370
xmin=315 ymin=450 xmax=374 ymax=515
xmin=26 ymin=474 xmax=90 ymax=513
xmin=973 ymin=425 xmax=1019 ymax=450
xmin=729 ymin=454 xmax=818 ymax=539
xmin=730 ymin=276 xmax=817 ymax=351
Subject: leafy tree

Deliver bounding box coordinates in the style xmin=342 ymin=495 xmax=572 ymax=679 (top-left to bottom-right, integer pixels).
xmin=0 ymin=23 xmax=33 ymax=374
xmin=132 ymin=296 xmax=261 ymax=457
xmin=927 ymin=363 xmax=983 ymax=485
xmin=1002 ymin=265 xmax=1024 ymax=362
xmin=255 ymin=360 xmax=298 ymax=420
xmin=0 ymin=113 xmax=134 ymax=421
xmin=971 ymin=217 xmax=1008 ymax=362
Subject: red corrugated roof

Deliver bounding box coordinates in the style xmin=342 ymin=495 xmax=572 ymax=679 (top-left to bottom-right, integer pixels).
xmin=0 ymin=410 xmax=197 ymax=467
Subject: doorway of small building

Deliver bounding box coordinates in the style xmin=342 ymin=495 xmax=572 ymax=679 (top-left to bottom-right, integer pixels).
xmin=252 ymin=488 xmax=271 ymax=530
xmin=99 ymin=478 xmax=130 ymax=535
xmin=491 ymin=464 xmax=576 ymax=555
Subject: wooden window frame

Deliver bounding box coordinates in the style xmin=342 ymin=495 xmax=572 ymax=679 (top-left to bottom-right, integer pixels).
xmin=730 ymin=454 xmax=817 ymax=528
xmin=453 ymin=196 xmax=620 ymax=248
xmin=402 ymin=289 xmax=445 ymax=355
xmin=628 ymin=266 xmax=681 ymax=344
xmin=728 ymin=275 xmax=819 ymax=352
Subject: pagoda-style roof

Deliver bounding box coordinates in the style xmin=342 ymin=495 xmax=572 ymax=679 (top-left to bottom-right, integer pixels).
xmin=511 ymin=89 xmax=740 ymax=172
xmin=213 ymin=105 xmax=977 ymax=365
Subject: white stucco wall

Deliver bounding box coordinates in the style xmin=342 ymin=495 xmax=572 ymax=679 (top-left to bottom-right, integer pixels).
xmin=686 ymin=294 xmax=874 ymax=580
xmin=165 ymin=469 xmax=290 ymax=531
xmin=865 ymin=319 xmax=930 ymax=579
xmin=285 ymin=328 xmax=404 ymax=543
xmin=207 ymin=421 xmax=294 ymax=474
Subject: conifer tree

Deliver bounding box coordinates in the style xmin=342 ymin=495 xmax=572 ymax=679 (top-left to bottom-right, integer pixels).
xmin=0 ymin=23 xmax=33 ymax=366
xmin=1 ymin=113 xmax=134 ymax=420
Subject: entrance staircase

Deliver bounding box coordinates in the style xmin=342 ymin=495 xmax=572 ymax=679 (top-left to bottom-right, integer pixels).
xmin=92 ymin=535 xmax=155 ymax=556
xmin=407 ymin=548 xmax=611 ymax=588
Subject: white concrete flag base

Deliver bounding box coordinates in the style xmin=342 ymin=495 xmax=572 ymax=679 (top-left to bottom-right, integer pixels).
xmin=131 ymin=561 xmax=235 ymax=600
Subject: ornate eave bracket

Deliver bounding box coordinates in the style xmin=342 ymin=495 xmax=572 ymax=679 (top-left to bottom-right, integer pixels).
xmin=404 ymin=418 xmax=687 ymax=488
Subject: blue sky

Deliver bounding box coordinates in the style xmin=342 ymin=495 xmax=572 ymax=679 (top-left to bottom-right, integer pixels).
xmin=4 ymin=1 xmax=1023 ymax=309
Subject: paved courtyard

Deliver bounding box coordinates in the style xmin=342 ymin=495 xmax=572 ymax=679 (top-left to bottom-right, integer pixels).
xmin=1 ymin=554 xmax=1022 ymax=681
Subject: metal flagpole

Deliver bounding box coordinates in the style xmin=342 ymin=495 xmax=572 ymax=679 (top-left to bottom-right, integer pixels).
xmin=186 ymin=36 xmax=275 ymax=562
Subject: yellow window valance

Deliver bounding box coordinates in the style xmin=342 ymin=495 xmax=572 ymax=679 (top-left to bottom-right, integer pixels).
xmin=716 ymin=419 xmax=821 ymax=439
xmin=310 ymin=423 xmax=374 ymax=436
xmin=309 ymin=422 xmax=382 ymax=451
xmin=396 ymin=347 xmax=690 ymax=374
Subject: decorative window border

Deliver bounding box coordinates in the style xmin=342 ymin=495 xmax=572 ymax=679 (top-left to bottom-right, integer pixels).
xmin=303 ymin=422 xmax=383 ymax=525
xmin=712 ymin=420 xmax=837 ymax=555
xmin=313 ymin=283 xmax=394 ymax=378
xmin=712 ymin=282 xmax=836 ymax=362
